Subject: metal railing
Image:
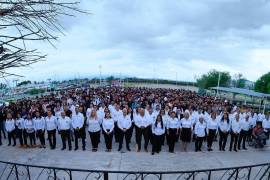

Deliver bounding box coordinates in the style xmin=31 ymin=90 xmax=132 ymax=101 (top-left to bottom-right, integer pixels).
xmin=0 ymin=160 xmax=270 ymax=180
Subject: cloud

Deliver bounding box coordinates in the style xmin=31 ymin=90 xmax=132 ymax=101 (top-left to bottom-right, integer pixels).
xmin=5 ymin=0 xmax=270 ymax=83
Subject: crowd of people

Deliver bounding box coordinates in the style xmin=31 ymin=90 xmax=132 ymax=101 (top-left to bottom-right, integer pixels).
xmin=0 ymin=87 xmax=269 ymax=155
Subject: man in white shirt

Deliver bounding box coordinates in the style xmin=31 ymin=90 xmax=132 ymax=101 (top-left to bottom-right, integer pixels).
xmin=72 ymin=106 xmax=86 ymax=151
xmin=262 ymin=112 xmax=270 ymax=145
xmin=112 ymin=104 xmax=122 ymax=143
xmin=58 ymin=111 xmax=72 ymax=151
xmin=194 ymin=115 xmax=206 ymax=152
xmin=117 ymin=108 xmax=132 ymax=151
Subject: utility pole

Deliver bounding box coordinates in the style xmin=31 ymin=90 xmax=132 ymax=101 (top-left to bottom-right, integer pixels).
xmin=216 ymin=72 xmax=221 ymax=98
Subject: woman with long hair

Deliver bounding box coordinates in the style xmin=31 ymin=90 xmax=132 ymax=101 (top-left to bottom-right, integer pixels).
xmin=218 ymin=112 xmax=230 ymax=151
xmin=87 ymin=109 xmax=101 ymax=152
xmin=151 ymin=114 xmax=165 ymax=155
xmin=102 ymin=111 xmax=114 ymax=152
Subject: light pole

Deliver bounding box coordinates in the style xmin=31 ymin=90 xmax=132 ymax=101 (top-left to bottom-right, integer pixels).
xmin=216 ymin=72 xmax=221 ymax=97
xmin=99 ymin=65 xmax=102 ymax=86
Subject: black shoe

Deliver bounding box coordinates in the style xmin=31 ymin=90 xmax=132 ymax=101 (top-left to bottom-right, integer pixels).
xmin=61 ymin=147 xmax=66 ymax=151
xmin=234 ymin=149 xmax=238 ymax=152
xmin=127 ymin=147 xmax=131 ymax=151
xmin=243 ymin=147 xmax=247 ymax=150
xmin=8 ymin=144 xmax=11 ymax=146
xmin=118 ymin=148 xmax=122 ymax=151
xmin=151 ymin=152 xmax=154 ymax=155
xmin=74 ymin=147 xmax=78 ymax=151
xmin=69 ymin=147 xmax=72 ymax=151
xmin=83 ymin=147 xmax=86 ymax=151
xmin=12 ymin=144 xmax=16 ymax=147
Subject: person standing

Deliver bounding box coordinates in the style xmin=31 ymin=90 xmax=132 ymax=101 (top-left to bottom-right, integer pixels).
xmin=0 ymin=110 xmax=6 ymax=146
xmin=134 ymin=109 xmax=151 ymax=152
xmin=194 ymin=115 xmax=206 ymax=152
xmin=262 ymin=112 xmax=270 ymax=145
xmin=206 ymin=112 xmax=218 ymax=151
xmin=151 ymin=115 xmax=165 ymax=155
xmin=45 ymin=110 xmax=58 ymax=149
xmin=15 ymin=113 xmax=24 ymax=147
xmin=229 ymin=113 xmax=241 ymax=152
xmin=87 ymin=109 xmax=101 ymax=152
xmin=218 ymin=112 xmax=230 ymax=151
xmin=102 ymin=112 xmax=114 ymax=152
xmin=34 ymin=111 xmax=46 ymax=148
xmin=5 ymin=113 xmax=16 ymax=146
xmin=238 ymin=115 xmax=251 ymax=150
xmin=167 ymin=111 xmax=180 ymax=153
xmin=58 ymin=111 xmax=72 ymax=151
xmin=180 ymin=110 xmax=193 ymax=152
xmin=72 ymin=106 xmax=86 ymax=151
xmin=24 ymin=114 xmax=36 ymax=147
xmin=118 ymin=108 xmax=132 ymax=151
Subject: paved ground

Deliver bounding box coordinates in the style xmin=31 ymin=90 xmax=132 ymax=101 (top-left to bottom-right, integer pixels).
xmin=0 ymin=132 xmax=270 ymax=172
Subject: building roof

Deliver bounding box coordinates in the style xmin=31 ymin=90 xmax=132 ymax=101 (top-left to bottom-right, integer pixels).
xmin=210 ymin=87 xmax=270 ymax=98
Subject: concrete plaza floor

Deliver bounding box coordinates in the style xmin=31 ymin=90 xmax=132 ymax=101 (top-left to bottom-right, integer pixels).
xmin=0 ymin=133 xmax=270 ymax=172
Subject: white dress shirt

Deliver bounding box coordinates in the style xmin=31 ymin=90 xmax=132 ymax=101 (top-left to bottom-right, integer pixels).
xmin=102 ymin=118 xmax=114 ymax=133
xmin=240 ymin=118 xmax=251 ymax=131
xmin=5 ymin=119 xmax=15 ymax=132
xmin=207 ymin=118 xmax=218 ymax=130
xmin=118 ymin=115 xmax=132 ymax=130
xmin=24 ymin=119 xmax=35 ymax=133
xmin=112 ymin=110 xmax=123 ymax=123
xmin=34 ymin=117 xmax=45 ymax=131
xmin=231 ymin=119 xmax=241 ymax=134
xmin=72 ymin=112 xmax=84 ymax=129
xmin=152 ymin=122 xmax=165 ymax=135
xmin=134 ymin=115 xmax=151 ymax=128
xmin=195 ymin=122 xmax=206 ymax=137
xmin=87 ymin=117 xmax=101 ymax=132
xmin=16 ymin=118 xmax=25 ymax=130
xmin=45 ymin=116 xmax=57 ymax=131
xmin=263 ymin=118 xmax=270 ymax=130
xmin=58 ymin=116 xmax=72 ymax=130
xmin=218 ymin=120 xmax=230 ymax=132
xmin=180 ymin=118 xmax=193 ymax=129
xmin=167 ymin=117 xmax=180 ymax=129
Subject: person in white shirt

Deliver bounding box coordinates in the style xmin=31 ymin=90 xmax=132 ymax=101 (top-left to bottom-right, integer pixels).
xmin=33 ymin=111 xmax=46 ymax=148
xmin=194 ymin=115 xmax=206 ymax=152
xmin=167 ymin=111 xmax=180 ymax=153
xmin=58 ymin=111 xmax=72 ymax=151
xmin=102 ymin=111 xmax=114 ymax=152
xmin=134 ymin=108 xmax=151 ymax=152
xmin=5 ymin=113 xmax=16 ymax=146
xmin=180 ymin=110 xmax=193 ymax=152
xmin=15 ymin=113 xmax=24 ymax=147
xmin=151 ymin=115 xmax=165 ymax=155
xmin=118 ymin=108 xmax=132 ymax=151
xmin=238 ymin=115 xmax=251 ymax=150
xmin=72 ymin=106 xmax=86 ymax=151
xmin=24 ymin=114 xmax=36 ymax=147
xmin=45 ymin=110 xmax=58 ymax=149
xmin=206 ymin=111 xmax=218 ymax=151
xmin=112 ymin=104 xmax=122 ymax=143
xmin=229 ymin=113 xmax=241 ymax=152
xmin=262 ymin=112 xmax=270 ymax=145
xmin=218 ymin=112 xmax=230 ymax=151
xmin=87 ymin=109 xmax=101 ymax=152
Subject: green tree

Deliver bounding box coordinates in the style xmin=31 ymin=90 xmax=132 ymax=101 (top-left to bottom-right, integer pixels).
xmin=232 ymin=73 xmax=246 ymax=88
xmin=17 ymin=80 xmax=31 ymax=87
xmin=106 ymin=76 xmax=115 ymax=84
xmin=255 ymin=72 xmax=270 ymax=94
xmin=196 ymin=70 xmax=231 ymax=89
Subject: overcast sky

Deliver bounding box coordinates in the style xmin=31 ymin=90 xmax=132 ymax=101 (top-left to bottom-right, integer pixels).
xmin=8 ymin=0 xmax=270 ymax=83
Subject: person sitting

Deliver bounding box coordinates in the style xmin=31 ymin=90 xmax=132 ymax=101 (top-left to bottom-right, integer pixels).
xmin=253 ymin=122 xmax=267 ymax=148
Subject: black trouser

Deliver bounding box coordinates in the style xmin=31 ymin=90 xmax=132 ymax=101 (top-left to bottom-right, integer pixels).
xmin=114 ymin=122 xmax=120 ymax=143
xmin=0 ymin=122 xmax=6 ymax=139
xmin=168 ymin=128 xmax=177 ymax=152
xmin=7 ymin=130 xmax=16 ymax=145
xmin=207 ymin=129 xmax=216 ymax=149
xmin=195 ymin=136 xmax=204 ymax=151
xmin=0 ymin=127 xmax=2 ymax=145
xmin=219 ymin=130 xmax=228 ymax=150
xmin=16 ymin=129 xmax=23 ymax=146
xmin=119 ymin=129 xmax=130 ymax=149
xmin=60 ymin=130 xmax=72 ymax=149
xmin=128 ymin=123 xmax=134 ymax=143
xmin=26 ymin=132 xmax=36 ymax=146
xmin=135 ymin=126 xmax=149 ymax=150
xmin=36 ymin=130 xmax=45 ymax=146
xmin=104 ymin=130 xmax=113 ymax=150
xmin=74 ymin=128 xmax=86 ymax=149
xmin=23 ymin=130 xmax=28 ymax=145
xmin=152 ymin=134 xmax=163 ymax=153
xmin=229 ymin=132 xmax=239 ymax=151
xmin=47 ymin=129 xmax=56 ymax=149
xmin=89 ymin=131 xmax=100 ymax=149
xmin=263 ymin=130 xmax=269 ymax=145
xmin=238 ymin=130 xmax=248 ymax=149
